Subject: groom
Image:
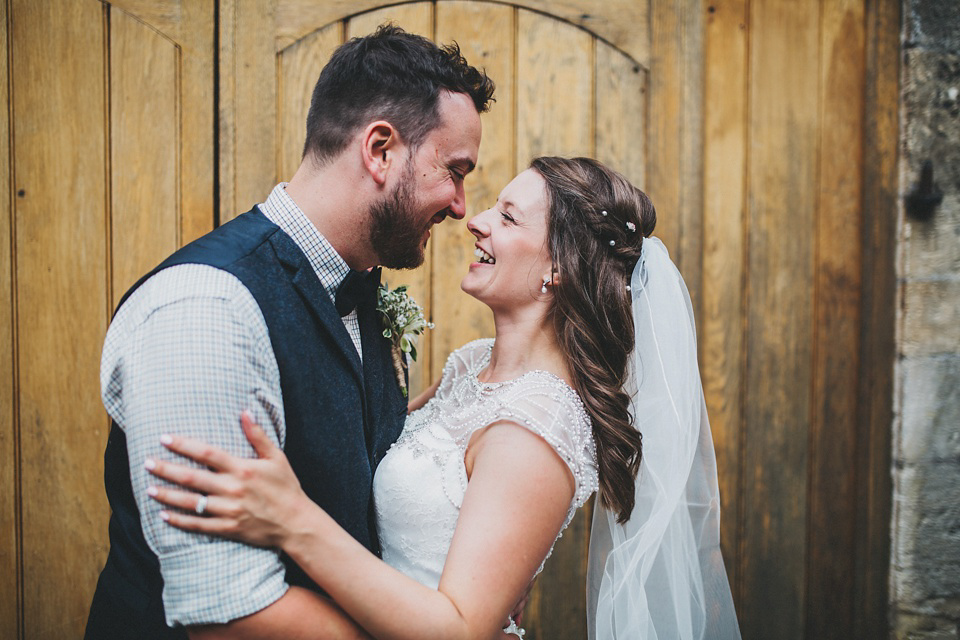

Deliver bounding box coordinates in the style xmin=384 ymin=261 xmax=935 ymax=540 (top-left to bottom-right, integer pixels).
xmin=85 ymin=25 xmax=492 ymax=639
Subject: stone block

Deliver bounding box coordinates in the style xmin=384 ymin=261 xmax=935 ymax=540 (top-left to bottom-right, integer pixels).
xmin=893 ymin=609 xmax=959 ymax=640
xmin=900 ymin=279 xmax=960 ymax=357
xmin=898 ymin=355 xmax=960 ymax=463
xmin=892 ymin=464 xmax=960 ymax=603
xmin=901 ymin=48 xmax=960 ymax=278
xmin=905 ymin=0 xmax=960 ymax=54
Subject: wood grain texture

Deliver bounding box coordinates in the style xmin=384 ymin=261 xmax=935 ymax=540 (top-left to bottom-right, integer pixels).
xmin=855 ymin=0 xmax=898 ymax=636
xmin=431 ymin=1 xmax=511 ymax=379
xmin=12 ymin=0 xmax=109 ymax=636
xmin=595 ymin=40 xmax=647 ymax=190
xmin=0 ymin=0 xmax=19 ymax=635
xmin=702 ymin=0 xmax=747 ymax=601
xmin=516 ymin=9 xmax=593 ymax=163
xmin=219 ymin=0 xmax=278 ymax=221
xmin=178 ymin=0 xmax=216 ymax=244
xmin=347 ymin=3 xmax=435 ymax=398
xmin=278 ymin=22 xmax=342 ymax=181
xmin=807 ymin=1 xmax=865 ymax=637
xmin=647 ymin=0 xmax=704 ymax=326
xmin=514 ymin=10 xmax=593 ymax=639
xmin=275 ymin=0 xmax=650 ymax=65
xmin=740 ymin=1 xmax=820 ymax=637
xmin=110 ymin=8 xmax=179 ymax=302
xmin=110 ymin=0 xmax=182 ymax=37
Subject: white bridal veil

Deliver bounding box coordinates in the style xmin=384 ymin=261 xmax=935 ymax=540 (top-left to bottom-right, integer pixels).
xmin=586 ymin=237 xmax=741 ymax=639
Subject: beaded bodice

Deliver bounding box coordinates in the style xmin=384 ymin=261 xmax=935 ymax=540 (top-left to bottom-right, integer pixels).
xmin=373 ymin=339 xmax=598 ymax=592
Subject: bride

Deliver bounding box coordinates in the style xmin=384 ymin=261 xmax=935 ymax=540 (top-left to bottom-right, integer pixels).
xmin=145 ymin=156 xmax=741 ymax=639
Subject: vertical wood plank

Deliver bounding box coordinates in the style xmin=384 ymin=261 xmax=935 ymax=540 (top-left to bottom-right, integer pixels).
xmin=516 ymin=9 xmax=593 ymax=163
xmin=702 ymin=0 xmax=747 ymax=601
xmin=856 ymin=0 xmax=898 ymax=636
xmin=595 ymin=42 xmax=647 ymax=190
xmin=740 ymin=1 xmax=820 ymax=637
xmin=0 ymin=0 xmax=19 ymax=635
xmin=432 ymin=1 xmax=513 ymax=379
xmin=12 ymin=0 xmax=109 ymax=636
xmin=808 ymin=1 xmax=865 ymax=637
xmin=219 ymin=0 xmax=278 ymax=222
xmin=515 ymin=10 xmax=593 ymax=639
xmin=278 ymin=23 xmax=342 ymax=182
xmin=347 ymin=3 xmax=435 ymax=398
xmin=647 ymin=0 xmax=704 ymax=323
xmin=179 ymin=0 xmax=216 ymax=244
xmin=110 ymin=8 xmax=179 ymax=302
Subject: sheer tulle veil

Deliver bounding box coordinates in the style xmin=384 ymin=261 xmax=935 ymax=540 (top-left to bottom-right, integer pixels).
xmin=586 ymin=237 xmax=741 ymax=639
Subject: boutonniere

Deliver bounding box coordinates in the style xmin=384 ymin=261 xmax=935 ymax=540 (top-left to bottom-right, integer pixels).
xmin=376 ymin=283 xmax=434 ymax=398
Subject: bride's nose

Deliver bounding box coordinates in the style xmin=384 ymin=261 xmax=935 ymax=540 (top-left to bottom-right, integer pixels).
xmin=466 ymin=209 xmax=492 ymax=238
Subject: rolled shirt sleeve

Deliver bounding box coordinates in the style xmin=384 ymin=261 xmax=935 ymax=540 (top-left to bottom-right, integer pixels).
xmin=101 ymin=264 xmax=289 ymax=626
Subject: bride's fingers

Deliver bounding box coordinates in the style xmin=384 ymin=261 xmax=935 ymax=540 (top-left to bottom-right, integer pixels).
xmin=144 ymin=457 xmax=238 ymax=497
xmin=240 ymin=410 xmax=280 ymax=459
xmin=159 ymin=433 xmax=238 ymax=472
xmin=146 ymin=485 xmax=233 ymax=518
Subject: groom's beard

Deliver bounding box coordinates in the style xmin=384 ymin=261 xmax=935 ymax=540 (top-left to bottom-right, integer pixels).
xmin=369 ymin=166 xmax=431 ymax=270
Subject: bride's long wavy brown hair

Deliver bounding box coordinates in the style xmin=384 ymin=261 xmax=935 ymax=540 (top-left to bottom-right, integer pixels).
xmin=531 ymin=156 xmax=655 ymax=523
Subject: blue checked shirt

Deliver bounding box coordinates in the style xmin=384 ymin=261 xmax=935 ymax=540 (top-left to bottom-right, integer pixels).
xmin=100 ymin=184 xmax=362 ymax=626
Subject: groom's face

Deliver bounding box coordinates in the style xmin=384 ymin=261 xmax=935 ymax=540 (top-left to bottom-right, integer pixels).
xmin=369 ymin=91 xmax=481 ymax=270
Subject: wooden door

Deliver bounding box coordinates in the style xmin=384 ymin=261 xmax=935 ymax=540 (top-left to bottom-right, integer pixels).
xmin=221 ymin=2 xmax=649 ymax=636
xmin=0 ymin=1 xmax=898 ymax=638
xmin=1 ymin=1 xmax=215 ymax=637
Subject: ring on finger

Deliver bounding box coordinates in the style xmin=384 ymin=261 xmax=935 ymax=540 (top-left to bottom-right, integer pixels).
xmin=195 ymin=495 xmax=208 ymax=516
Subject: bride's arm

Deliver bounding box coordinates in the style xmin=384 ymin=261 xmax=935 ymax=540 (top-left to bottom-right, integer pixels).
xmin=148 ymin=417 xmax=574 ymax=640
xmin=406 ymin=376 xmax=440 ymax=413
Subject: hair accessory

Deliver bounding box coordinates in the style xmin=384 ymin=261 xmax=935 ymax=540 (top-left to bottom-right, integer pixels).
xmin=601 ymin=210 xmax=608 ymax=217
xmin=626 ymin=284 xmax=632 ymax=292
xmin=609 ymin=240 xmax=616 ymax=247
xmin=626 ymin=221 xmax=636 ymax=232
xmin=541 ymin=277 xmax=549 ymax=294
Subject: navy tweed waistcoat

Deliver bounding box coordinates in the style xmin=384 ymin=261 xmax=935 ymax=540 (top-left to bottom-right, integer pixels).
xmin=85 ymin=208 xmax=407 ymax=639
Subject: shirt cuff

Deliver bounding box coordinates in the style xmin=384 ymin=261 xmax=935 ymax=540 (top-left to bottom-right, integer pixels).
xmin=159 ymin=542 xmax=289 ymax=627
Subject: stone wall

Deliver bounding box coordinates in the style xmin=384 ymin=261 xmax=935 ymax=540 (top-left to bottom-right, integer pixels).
xmin=892 ymin=1 xmax=960 ymax=637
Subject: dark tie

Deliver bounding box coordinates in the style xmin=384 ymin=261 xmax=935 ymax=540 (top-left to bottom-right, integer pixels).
xmin=334 ymin=267 xmax=382 ymax=317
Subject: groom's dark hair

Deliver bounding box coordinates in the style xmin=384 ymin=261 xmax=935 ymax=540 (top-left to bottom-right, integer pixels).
xmin=303 ymin=24 xmax=495 ymax=165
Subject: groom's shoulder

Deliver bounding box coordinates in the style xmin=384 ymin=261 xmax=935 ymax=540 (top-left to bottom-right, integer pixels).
xmin=112 ymin=264 xmax=255 ymax=330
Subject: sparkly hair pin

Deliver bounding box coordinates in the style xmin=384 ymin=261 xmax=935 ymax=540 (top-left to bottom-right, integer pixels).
xmin=626 ymin=222 xmax=636 ymax=232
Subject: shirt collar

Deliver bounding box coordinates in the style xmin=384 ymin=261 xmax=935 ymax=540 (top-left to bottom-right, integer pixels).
xmin=258 ymin=183 xmax=350 ymax=302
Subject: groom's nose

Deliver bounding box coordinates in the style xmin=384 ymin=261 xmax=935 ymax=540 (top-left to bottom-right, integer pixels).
xmin=447 ymin=182 xmax=467 ymax=220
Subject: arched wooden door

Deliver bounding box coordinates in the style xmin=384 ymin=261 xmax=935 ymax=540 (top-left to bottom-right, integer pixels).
xmin=220 ymin=3 xmax=650 ymax=635
xmin=1 ymin=1 xmax=896 ymax=638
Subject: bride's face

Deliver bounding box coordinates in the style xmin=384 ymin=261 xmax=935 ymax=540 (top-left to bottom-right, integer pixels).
xmin=461 ymin=169 xmax=553 ymax=311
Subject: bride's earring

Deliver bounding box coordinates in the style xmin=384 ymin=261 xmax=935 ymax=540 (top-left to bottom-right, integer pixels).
xmin=541 ymin=277 xmax=550 ymax=294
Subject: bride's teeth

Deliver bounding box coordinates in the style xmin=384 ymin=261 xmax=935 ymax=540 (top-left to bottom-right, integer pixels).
xmin=474 ymin=248 xmax=495 ymax=264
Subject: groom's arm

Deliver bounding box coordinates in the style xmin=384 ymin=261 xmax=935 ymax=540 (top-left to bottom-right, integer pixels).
xmin=188 ymin=587 xmax=370 ymax=640
xmin=109 ymin=266 xmax=364 ymax=635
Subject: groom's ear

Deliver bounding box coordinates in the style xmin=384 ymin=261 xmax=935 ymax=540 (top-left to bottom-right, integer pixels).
xmin=361 ymin=121 xmax=401 ymax=187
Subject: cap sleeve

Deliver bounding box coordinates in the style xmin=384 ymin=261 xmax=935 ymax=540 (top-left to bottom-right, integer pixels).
xmin=485 ymin=375 xmax=598 ymax=513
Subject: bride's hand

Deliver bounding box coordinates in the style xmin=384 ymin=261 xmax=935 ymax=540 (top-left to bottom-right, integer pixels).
xmin=145 ymin=410 xmax=308 ymax=548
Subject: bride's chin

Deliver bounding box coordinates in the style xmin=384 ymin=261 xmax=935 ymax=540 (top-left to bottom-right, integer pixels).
xmin=460 ymin=278 xmax=486 ymax=304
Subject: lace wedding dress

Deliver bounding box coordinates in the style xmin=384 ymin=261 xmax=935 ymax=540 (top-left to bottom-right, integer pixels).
xmin=373 ymin=338 xmax=599 ymax=637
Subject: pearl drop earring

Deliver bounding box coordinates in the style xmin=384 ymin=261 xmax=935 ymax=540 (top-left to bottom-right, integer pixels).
xmin=541 ymin=277 xmax=549 ymax=294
